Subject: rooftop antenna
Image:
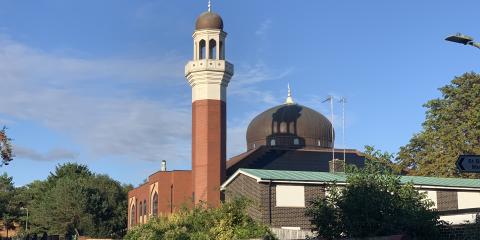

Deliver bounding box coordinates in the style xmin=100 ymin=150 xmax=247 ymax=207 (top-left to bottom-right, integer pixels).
xmin=208 ymin=0 xmax=211 ymax=12
xmin=323 ymin=95 xmax=335 ymax=172
xmin=339 ymin=97 xmax=346 ymax=170
xmin=285 ymin=83 xmax=294 ymax=104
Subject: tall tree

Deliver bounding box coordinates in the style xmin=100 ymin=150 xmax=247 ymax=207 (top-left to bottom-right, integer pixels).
xmin=397 ymin=72 xmax=480 ymax=177
xmin=20 ymin=163 xmax=129 ymax=238
xmin=0 ymin=173 xmax=21 ymax=236
xmin=0 ymin=127 xmax=13 ymax=167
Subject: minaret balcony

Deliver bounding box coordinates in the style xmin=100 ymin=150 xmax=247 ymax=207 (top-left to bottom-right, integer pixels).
xmin=185 ymin=59 xmax=234 ymax=77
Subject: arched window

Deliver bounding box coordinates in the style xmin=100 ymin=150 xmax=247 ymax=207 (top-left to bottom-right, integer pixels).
xmin=209 ymin=39 xmax=217 ymax=59
xmin=130 ymin=204 xmax=135 ymax=227
xmin=143 ymin=200 xmax=147 ymax=217
xmin=152 ymin=192 xmax=158 ymax=217
xmin=219 ymin=41 xmax=224 ymax=60
xmin=199 ymin=40 xmax=206 ymax=59
xmin=139 ymin=202 xmax=143 ymax=218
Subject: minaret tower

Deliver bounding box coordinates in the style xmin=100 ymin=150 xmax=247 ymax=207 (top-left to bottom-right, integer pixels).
xmin=185 ymin=2 xmax=234 ymax=207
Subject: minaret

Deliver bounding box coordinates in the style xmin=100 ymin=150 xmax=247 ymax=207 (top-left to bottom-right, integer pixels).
xmin=185 ymin=3 xmax=234 ymax=207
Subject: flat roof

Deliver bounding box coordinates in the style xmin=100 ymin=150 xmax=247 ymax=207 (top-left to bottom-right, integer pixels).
xmin=221 ymin=168 xmax=480 ymax=190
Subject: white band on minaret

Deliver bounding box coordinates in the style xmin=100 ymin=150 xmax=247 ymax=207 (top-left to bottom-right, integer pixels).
xmin=208 ymin=0 xmax=211 ymax=12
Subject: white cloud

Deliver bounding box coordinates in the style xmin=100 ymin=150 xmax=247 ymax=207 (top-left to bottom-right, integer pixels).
xmin=230 ymin=62 xmax=293 ymax=105
xmin=255 ymin=19 xmax=272 ymax=39
xmin=14 ymin=145 xmax=78 ymax=162
xmin=0 ymin=36 xmax=191 ymax=163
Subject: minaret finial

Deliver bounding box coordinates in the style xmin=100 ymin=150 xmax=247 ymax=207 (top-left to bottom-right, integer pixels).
xmin=285 ymin=83 xmax=294 ymax=104
xmin=208 ymin=0 xmax=211 ymax=12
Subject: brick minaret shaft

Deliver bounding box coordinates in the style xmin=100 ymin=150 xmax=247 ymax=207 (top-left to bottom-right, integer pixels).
xmin=185 ymin=8 xmax=233 ymax=207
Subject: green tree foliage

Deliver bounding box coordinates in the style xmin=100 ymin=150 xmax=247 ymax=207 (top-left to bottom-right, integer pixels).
xmin=306 ymin=166 xmax=443 ymax=239
xmin=0 ymin=173 xmax=21 ymax=234
xmin=125 ymin=198 xmax=276 ymax=240
xmin=363 ymin=145 xmax=398 ymax=174
xmin=0 ymin=127 xmax=13 ymax=167
xmin=397 ymin=72 xmax=480 ymax=177
xmin=18 ymin=163 xmax=131 ymax=238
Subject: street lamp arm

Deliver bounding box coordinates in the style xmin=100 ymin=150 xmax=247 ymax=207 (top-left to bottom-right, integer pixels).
xmin=469 ymin=41 xmax=480 ymax=49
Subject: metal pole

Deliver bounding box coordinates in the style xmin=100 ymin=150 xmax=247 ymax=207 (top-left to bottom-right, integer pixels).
xmin=26 ymin=208 xmax=28 ymax=231
xmin=330 ymin=96 xmax=335 ymax=172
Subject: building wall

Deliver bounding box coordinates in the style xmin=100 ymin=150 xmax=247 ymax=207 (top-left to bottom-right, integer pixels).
xmin=224 ymin=174 xmax=480 ymax=229
xmin=224 ymin=173 xmax=262 ymax=221
xmin=224 ymin=175 xmax=325 ymax=230
xmin=127 ymin=170 xmax=193 ymax=229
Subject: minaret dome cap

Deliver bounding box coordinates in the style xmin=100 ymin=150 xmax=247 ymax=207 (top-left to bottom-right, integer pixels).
xmin=195 ymin=11 xmax=224 ymax=30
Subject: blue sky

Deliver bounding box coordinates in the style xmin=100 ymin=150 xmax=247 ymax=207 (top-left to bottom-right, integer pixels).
xmin=0 ymin=0 xmax=478 ymax=186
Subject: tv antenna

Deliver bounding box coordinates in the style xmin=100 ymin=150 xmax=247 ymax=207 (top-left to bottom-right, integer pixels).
xmin=323 ymin=96 xmax=335 ymax=172
xmin=339 ymin=97 xmax=347 ymax=169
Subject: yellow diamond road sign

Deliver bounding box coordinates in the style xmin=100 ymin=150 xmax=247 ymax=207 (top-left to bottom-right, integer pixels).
xmin=456 ymin=155 xmax=480 ymax=173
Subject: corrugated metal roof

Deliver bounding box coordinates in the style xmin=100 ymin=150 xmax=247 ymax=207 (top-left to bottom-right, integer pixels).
xmin=240 ymin=169 xmax=480 ymax=189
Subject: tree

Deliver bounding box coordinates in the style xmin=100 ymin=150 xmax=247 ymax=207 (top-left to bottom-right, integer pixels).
xmin=0 ymin=173 xmax=21 ymax=237
xmin=397 ymin=72 xmax=480 ymax=177
xmin=306 ymin=166 xmax=443 ymax=239
xmin=125 ymin=198 xmax=276 ymax=240
xmin=20 ymin=163 xmax=130 ymax=238
xmin=363 ymin=145 xmax=398 ymax=174
xmin=0 ymin=127 xmax=13 ymax=167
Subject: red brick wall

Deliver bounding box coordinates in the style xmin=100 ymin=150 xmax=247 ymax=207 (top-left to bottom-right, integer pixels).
xmin=127 ymin=170 xmax=193 ymax=229
xmin=192 ymin=99 xmax=226 ymax=207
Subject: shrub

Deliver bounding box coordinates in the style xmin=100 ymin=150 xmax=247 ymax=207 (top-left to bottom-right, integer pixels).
xmin=125 ymin=198 xmax=276 ymax=240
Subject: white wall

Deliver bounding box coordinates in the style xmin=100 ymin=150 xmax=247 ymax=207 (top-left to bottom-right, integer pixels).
xmin=457 ymin=191 xmax=480 ymax=209
xmin=276 ymin=185 xmax=305 ymax=207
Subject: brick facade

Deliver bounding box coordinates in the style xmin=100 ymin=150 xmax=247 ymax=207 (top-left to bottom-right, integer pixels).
xmin=192 ymin=99 xmax=226 ymax=207
xmin=437 ymin=190 xmax=458 ymax=211
xmin=224 ymin=174 xmax=325 ymax=229
xmin=127 ymin=170 xmax=193 ymax=229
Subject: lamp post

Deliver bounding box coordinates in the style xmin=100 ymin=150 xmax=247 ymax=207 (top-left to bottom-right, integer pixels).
xmin=20 ymin=207 xmax=28 ymax=232
xmin=445 ymin=33 xmax=480 ymax=50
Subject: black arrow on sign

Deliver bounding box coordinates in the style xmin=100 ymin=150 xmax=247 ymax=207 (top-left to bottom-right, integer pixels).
xmin=457 ymin=157 xmax=465 ymax=170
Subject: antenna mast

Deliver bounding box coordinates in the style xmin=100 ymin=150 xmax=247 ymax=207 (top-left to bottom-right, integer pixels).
xmin=339 ymin=97 xmax=346 ymax=169
xmin=323 ymin=96 xmax=335 ymax=172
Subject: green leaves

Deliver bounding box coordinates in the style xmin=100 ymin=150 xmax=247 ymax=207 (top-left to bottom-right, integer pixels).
xmin=397 ymin=72 xmax=480 ymax=177
xmin=0 ymin=126 xmax=13 ymax=167
xmin=306 ymin=168 xmax=442 ymax=239
xmin=20 ymin=163 xmax=129 ymax=238
xmin=125 ymin=198 xmax=276 ymax=240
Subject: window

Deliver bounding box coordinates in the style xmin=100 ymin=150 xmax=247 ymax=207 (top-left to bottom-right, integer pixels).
xmin=219 ymin=41 xmax=224 ymax=59
xmin=143 ymin=200 xmax=147 ymax=217
xmin=199 ymin=40 xmax=206 ymax=59
xmin=209 ymin=39 xmax=217 ymax=59
xmin=293 ymin=138 xmax=300 ymax=145
xmin=152 ymin=192 xmax=158 ymax=217
xmin=139 ymin=202 xmax=143 ymax=217
xmin=270 ymin=139 xmax=276 ymax=146
xmin=130 ymin=205 xmax=136 ymax=226
xmin=276 ymin=185 xmax=305 ymax=207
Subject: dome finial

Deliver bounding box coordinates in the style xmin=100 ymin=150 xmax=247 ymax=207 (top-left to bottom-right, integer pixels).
xmin=208 ymin=0 xmax=212 ymax=12
xmin=285 ymin=83 xmax=294 ymax=104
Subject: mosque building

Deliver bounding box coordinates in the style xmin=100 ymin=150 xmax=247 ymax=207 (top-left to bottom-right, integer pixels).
xmin=128 ymin=4 xmax=480 ymax=230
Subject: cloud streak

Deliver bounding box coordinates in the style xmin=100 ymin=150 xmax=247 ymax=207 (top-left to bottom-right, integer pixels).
xmin=0 ymin=36 xmax=191 ymax=163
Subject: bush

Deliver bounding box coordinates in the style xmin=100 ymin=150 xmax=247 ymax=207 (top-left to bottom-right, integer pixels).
xmin=125 ymin=198 xmax=276 ymax=240
xmin=306 ymin=165 xmax=444 ymax=239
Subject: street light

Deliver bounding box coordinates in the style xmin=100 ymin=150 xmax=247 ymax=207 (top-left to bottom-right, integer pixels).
xmin=20 ymin=207 xmax=28 ymax=232
xmin=445 ymin=33 xmax=480 ymax=50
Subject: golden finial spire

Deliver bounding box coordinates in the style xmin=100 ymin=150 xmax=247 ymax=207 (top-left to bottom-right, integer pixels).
xmin=285 ymin=83 xmax=294 ymax=104
xmin=208 ymin=0 xmax=211 ymax=12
